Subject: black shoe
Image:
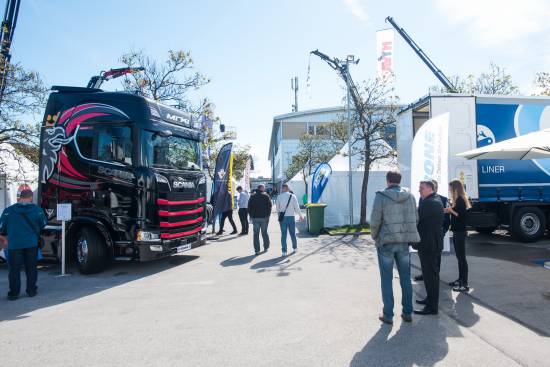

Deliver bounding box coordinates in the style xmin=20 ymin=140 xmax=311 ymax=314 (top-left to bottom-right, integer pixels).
xmin=27 ymin=289 xmax=37 ymax=297
xmin=230 ymin=230 xmax=238 ymax=235
xmin=415 ymin=298 xmax=427 ymax=305
xmin=413 ymin=307 xmax=438 ymax=315
xmin=264 ymin=246 xmax=269 ymax=252
xmin=448 ymin=279 xmax=460 ymax=287
xmin=414 ymin=274 xmax=424 ymax=281
xmin=216 ymin=231 xmax=223 ymax=235
xmin=254 ymin=252 xmax=260 ymax=256
xmin=7 ymin=293 xmax=18 ymax=301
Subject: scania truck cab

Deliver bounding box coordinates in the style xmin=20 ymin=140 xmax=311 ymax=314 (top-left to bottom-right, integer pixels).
xmin=39 ymin=85 xmax=207 ymax=273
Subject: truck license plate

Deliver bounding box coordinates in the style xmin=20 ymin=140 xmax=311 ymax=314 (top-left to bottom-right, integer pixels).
xmin=176 ymin=243 xmax=192 ymax=253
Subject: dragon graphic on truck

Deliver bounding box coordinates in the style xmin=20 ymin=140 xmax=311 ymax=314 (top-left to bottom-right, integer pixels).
xmin=41 ymin=103 xmax=129 ymax=187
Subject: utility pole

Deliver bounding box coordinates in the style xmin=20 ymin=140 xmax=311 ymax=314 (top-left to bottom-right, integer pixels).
xmin=291 ymin=76 xmax=298 ymax=112
xmin=310 ymin=50 xmax=359 ymax=225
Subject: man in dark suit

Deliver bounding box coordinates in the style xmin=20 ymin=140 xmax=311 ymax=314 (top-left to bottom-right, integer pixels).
xmin=413 ymin=179 xmax=449 ymax=282
xmin=414 ymin=180 xmax=444 ymax=315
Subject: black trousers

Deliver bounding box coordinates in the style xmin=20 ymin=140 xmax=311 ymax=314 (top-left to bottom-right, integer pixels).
xmin=219 ymin=210 xmax=237 ymax=233
xmin=452 ymin=230 xmax=468 ymax=285
xmin=418 ymin=250 xmax=442 ymax=311
xmin=238 ymin=208 xmax=249 ymax=233
xmin=7 ymin=247 xmax=38 ymax=296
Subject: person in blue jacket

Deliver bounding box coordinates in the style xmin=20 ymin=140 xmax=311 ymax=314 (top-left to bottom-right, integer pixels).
xmin=0 ymin=189 xmax=47 ymax=301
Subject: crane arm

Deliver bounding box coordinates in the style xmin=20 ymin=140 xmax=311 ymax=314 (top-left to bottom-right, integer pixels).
xmin=86 ymin=67 xmax=145 ymax=89
xmin=310 ymin=49 xmax=364 ymax=111
xmin=385 ymin=16 xmax=456 ymax=92
xmin=0 ymin=0 xmax=21 ymax=100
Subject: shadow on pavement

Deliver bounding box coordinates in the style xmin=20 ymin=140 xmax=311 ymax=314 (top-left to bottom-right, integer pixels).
xmin=350 ymin=317 xmax=454 ymax=367
xmin=250 ymin=255 xmax=288 ymax=270
xmin=466 ymin=232 xmax=550 ymax=267
xmin=0 ymin=254 xmax=199 ymax=323
xmin=220 ymin=254 xmax=257 ymax=267
xmin=412 ymin=267 xmax=481 ymax=330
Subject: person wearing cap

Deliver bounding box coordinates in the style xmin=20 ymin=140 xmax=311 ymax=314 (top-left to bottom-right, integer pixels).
xmin=0 ymin=189 xmax=47 ymax=301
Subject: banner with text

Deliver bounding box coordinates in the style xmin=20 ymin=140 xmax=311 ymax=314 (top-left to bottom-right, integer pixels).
xmin=376 ymin=29 xmax=395 ymax=79
xmin=311 ymin=163 xmax=332 ymax=203
xmin=411 ymin=113 xmax=450 ymax=251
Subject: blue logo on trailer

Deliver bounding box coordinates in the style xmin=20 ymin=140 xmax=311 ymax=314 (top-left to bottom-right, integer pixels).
xmin=311 ymin=163 xmax=332 ymax=203
xmin=476 ymin=102 xmax=550 ymax=202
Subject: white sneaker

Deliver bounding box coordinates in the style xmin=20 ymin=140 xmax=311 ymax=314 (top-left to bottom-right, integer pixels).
xmin=282 ymin=251 xmax=287 ymax=257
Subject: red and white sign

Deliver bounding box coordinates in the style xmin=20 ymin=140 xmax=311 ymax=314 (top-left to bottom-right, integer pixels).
xmin=376 ymin=29 xmax=395 ymax=78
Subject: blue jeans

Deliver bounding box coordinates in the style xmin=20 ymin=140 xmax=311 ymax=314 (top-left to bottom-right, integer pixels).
xmin=377 ymin=244 xmax=413 ymax=318
xmin=280 ymin=216 xmax=297 ymax=252
xmin=7 ymin=247 xmax=38 ymax=297
xmin=251 ymin=217 xmax=270 ymax=253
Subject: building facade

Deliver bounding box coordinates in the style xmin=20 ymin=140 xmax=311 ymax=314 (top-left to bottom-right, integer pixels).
xmin=268 ymin=107 xmax=346 ymax=190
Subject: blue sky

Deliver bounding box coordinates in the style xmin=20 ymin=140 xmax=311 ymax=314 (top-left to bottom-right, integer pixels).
xmin=13 ymin=0 xmax=550 ymax=176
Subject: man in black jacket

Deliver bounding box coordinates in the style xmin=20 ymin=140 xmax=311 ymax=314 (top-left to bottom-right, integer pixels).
xmin=414 ymin=179 xmax=449 ymax=282
xmin=247 ymin=185 xmax=272 ymax=255
xmin=414 ymin=180 xmax=444 ymax=315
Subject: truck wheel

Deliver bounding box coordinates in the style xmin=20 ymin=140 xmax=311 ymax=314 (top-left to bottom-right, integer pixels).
xmin=475 ymin=227 xmax=497 ymax=235
xmin=512 ymin=207 xmax=546 ymax=242
xmin=74 ymin=227 xmax=108 ymax=274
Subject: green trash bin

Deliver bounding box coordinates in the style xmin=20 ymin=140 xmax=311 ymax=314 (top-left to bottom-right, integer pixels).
xmin=306 ymin=203 xmax=327 ymax=235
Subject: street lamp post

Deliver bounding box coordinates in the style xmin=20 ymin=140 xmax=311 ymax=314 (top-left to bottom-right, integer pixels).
xmin=345 ymin=55 xmax=355 ymax=226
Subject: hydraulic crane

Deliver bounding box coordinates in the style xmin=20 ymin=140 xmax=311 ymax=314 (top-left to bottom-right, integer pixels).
xmin=385 ymin=16 xmax=456 ymax=92
xmin=310 ymin=49 xmax=363 ymax=109
xmin=309 ymin=49 xmax=360 ymax=225
xmin=0 ymin=0 xmax=21 ymax=100
xmin=86 ymin=67 xmax=145 ymax=89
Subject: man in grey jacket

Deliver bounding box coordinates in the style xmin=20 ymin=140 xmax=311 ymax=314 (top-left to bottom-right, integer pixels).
xmin=370 ymin=170 xmax=420 ymax=324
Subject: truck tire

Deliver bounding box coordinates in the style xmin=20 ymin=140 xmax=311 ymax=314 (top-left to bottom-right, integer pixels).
xmin=74 ymin=226 xmax=108 ymax=274
xmin=512 ymin=207 xmax=546 ymax=242
xmin=475 ymin=227 xmax=497 ymax=235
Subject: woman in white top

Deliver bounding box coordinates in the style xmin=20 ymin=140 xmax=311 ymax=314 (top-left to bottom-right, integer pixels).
xmin=275 ymin=184 xmax=303 ymax=256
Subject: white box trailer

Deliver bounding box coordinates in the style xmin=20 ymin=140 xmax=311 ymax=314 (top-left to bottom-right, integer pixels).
xmin=397 ymin=94 xmax=550 ymax=242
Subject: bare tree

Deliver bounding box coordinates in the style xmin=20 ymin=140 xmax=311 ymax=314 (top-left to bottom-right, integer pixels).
xmin=0 ymin=63 xmax=47 ymax=177
xmin=284 ymin=133 xmax=340 ymax=200
xmin=120 ymin=49 xmax=210 ymax=114
xmin=430 ymin=62 xmax=519 ymax=95
xmin=533 ymin=72 xmax=550 ymax=96
xmin=329 ymin=77 xmax=399 ymax=225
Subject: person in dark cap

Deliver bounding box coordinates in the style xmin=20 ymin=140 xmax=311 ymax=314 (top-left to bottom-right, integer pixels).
xmin=0 ymin=189 xmax=47 ymax=301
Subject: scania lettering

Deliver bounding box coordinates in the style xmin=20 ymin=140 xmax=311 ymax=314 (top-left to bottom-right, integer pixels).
xmin=38 ymin=82 xmax=207 ymax=274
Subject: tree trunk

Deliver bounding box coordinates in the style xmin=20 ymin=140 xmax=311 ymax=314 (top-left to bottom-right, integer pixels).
xmin=360 ymin=158 xmax=371 ymax=225
xmin=302 ymin=168 xmax=308 ymax=204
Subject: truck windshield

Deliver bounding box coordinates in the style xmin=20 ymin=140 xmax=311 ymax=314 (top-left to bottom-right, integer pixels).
xmin=142 ymin=130 xmax=200 ymax=170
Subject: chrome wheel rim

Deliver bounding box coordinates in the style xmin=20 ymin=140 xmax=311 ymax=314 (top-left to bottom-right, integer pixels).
xmin=520 ymin=213 xmax=540 ymax=236
xmin=77 ymin=236 xmax=89 ymax=264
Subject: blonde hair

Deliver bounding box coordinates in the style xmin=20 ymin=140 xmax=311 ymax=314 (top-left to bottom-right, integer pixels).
xmin=449 ymin=179 xmax=471 ymax=209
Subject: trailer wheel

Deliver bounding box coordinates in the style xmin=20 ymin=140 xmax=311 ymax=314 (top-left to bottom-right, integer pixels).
xmin=475 ymin=227 xmax=497 ymax=235
xmin=74 ymin=226 xmax=108 ymax=274
xmin=512 ymin=207 xmax=546 ymax=242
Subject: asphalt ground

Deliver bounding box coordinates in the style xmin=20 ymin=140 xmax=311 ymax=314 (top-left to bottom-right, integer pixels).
xmin=1 ymin=216 xmax=549 ymax=367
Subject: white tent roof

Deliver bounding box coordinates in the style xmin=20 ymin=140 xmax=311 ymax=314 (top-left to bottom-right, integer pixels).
xmin=0 ymin=144 xmax=38 ymax=183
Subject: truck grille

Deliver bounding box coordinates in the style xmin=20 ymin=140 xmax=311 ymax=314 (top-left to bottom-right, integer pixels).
xmin=157 ymin=196 xmax=205 ymax=239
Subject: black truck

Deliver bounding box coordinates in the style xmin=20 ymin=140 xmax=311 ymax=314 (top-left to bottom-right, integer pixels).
xmin=38 ymin=82 xmax=207 ymax=273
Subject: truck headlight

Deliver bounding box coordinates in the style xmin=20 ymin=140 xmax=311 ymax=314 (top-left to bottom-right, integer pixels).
xmin=137 ymin=230 xmax=161 ymax=242
xmin=198 ymin=175 xmax=206 ymax=185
